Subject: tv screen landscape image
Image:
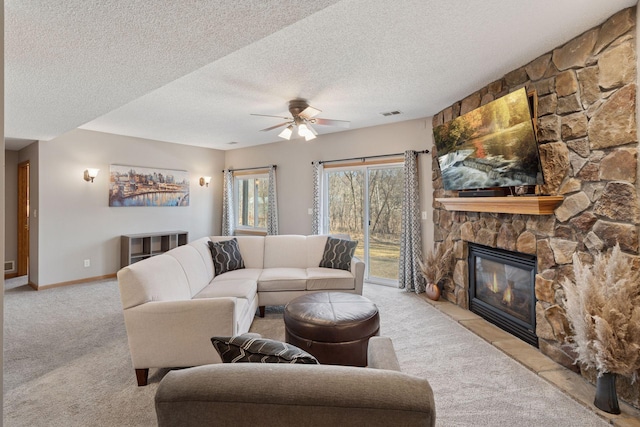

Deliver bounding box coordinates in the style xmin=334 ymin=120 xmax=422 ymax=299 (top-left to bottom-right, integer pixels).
xmin=433 ymin=87 xmax=544 ymax=192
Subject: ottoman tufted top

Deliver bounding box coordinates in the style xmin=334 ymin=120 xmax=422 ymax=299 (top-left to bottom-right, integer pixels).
xmin=284 ymin=292 xmax=379 ymax=343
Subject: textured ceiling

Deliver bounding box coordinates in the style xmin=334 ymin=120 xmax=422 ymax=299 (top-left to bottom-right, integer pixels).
xmin=5 ymin=0 xmax=637 ymax=150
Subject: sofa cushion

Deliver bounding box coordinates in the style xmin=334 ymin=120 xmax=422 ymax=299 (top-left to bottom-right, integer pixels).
xmin=264 ymin=235 xmax=308 ymax=268
xmin=258 ymin=268 xmax=308 ymax=291
xmin=194 ymin=279 xmax=257 ymax=302
xmin=211 ymin=335 xmax=319 ymax=364
xmin=188 ymin=237 xmax=216 ymax=281
xmin=319 ymin=237 xmax=357 ymax=271
xmin=212 ymin=268 xmax=262 ymax=282
xmin=306 ymin=235 xmax=329 ymax=267
xmin=210 ymin=236 xmax=265 ymax=269
xmin=208 ymin=239 xmax=245 ymax=275
xmin=165 ymin=245 xmax=211 ymax=297
xmin=306 ymin=267 xmax=356 ymax=290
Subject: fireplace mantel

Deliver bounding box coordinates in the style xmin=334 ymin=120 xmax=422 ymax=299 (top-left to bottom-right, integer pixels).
xmin=435 ymin=195 xmax=564 ymax=215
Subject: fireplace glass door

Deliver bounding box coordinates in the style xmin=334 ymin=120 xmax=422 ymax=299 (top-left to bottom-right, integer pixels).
xmin=475 ymin=257 xmax=532 ymax=324
xmin=469 ymin=243 xmax=538 ymax=346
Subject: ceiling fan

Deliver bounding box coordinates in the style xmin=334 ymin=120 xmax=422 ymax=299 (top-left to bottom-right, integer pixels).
xmin=251 ymin=99 xmax=350 ymax=141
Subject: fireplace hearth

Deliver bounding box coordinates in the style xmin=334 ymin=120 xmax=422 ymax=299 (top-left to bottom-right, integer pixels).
xmin=468 ymin=243 xmax=538 ymax=347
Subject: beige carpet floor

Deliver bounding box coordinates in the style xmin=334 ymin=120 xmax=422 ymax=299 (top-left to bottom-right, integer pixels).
xmin=4 ymin=276 xmax=610 ymax=426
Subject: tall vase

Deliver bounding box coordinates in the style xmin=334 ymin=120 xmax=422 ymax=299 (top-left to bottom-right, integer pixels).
xmin=425 ymin=282 xmax=440 ymax=301
xmin=594 ymin=372 xmax=621 ymax=414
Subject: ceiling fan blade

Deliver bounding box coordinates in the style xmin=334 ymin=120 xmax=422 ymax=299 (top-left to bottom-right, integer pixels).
xmin=299 ymin=106 xmax=321 ymax=119
xmin=250 ymin=113 xmax=291 ymax=120
xmin=312 ymin=118 xmax=351 ymax=128
xmin=259 ymin=122 xmax=291 ymax=132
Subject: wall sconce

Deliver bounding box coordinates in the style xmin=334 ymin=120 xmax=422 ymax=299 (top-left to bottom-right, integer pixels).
xmin=83 ymin=168 xmax=100 ymax=183
xmin=199 ymin=176 xmax=211 ymax=187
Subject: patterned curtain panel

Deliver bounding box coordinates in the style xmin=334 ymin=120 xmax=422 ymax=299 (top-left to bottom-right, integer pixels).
xmin=311 ymin=161 xmax=323 ymax=235
xmin=267 ymin=165 xmax=279 ymax=235
xmin=221 ymin=170 xmax=235 ymax=236
xmin=398 ymin=150 xmax=425 ymax=293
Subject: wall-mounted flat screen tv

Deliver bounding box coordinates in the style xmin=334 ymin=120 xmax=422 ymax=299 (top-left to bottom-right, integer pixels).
xmin=433 ymin=87 xmax=544 ymax=192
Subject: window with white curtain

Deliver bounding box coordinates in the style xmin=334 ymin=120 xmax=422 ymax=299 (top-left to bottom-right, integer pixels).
xmin=234 ymin=173 xmax=269 ymax=231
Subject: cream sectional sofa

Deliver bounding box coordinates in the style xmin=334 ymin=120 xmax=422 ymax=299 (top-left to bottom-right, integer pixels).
xmin=117 ymin=234 xmax=364 ymax=386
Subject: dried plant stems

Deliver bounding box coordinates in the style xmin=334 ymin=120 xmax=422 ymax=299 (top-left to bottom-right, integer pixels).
xmin=419 ymin=243 xmax=453 ymax=284
xmin=561 ymin=244 xmax=640 ymax=378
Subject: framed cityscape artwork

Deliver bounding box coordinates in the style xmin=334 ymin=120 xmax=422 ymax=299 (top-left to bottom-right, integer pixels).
xmin=108 ymin=164 xmax=190 ymax=207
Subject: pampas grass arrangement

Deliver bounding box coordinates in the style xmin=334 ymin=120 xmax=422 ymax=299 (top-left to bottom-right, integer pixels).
xmin=418 ymin=243 xmax=453 ymax=285
xmin=561 ymin=243 xmax=640 ymax=379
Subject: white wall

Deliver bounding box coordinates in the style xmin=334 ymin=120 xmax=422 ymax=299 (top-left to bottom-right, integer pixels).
xmin=35 ymin=129 xmax=225 ymax=287
xmin=224 ymin=118 xmax=436 ymax=253
xmin=21 ymin=118 xmax=435 ymax=286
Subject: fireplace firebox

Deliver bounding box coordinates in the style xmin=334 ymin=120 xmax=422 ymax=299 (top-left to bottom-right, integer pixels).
xmin=468 ymin=243 xmax=538 ymax=347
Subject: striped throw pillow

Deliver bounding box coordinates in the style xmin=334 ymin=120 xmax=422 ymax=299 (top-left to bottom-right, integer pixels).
xmin=211 ymin=335 xmax=319 ymax=364
xmin=207 ymin=238 xmax=245 ymax=275
xmin=319 ymin=237 xmax=357 ymax=271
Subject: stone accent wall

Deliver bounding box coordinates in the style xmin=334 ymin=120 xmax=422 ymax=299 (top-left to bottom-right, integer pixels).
xmin=431 ymin=7 xmax=639 ymax=408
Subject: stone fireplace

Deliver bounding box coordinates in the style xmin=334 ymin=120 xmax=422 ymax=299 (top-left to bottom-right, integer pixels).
xmin=468 ymin=243 xmax=537 ymax=347
xmin=431 ymin=7 xmax=640 ymax=408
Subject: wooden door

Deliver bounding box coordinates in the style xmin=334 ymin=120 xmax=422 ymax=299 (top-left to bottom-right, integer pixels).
xmin=17 ymin=161 xmax=29 ymax=277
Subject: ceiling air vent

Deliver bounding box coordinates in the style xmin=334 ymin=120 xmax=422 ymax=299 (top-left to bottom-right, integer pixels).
xmin=380 ymin=110 xmax=402 ymax=117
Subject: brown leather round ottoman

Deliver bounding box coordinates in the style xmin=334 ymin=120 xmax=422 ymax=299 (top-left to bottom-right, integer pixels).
xmin=284 ymin=292 xmax=380 ymax=366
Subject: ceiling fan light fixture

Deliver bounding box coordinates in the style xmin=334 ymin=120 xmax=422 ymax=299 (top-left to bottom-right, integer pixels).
xmin=278 ymin=125 xmax=294 ymax=140
xmin=253 ymin=99 xmax=348 ymax=143
xmin=297 ymin=123 xmax=310 ymax=137
xmin=299 ymin=122 xmax=318 ymax=141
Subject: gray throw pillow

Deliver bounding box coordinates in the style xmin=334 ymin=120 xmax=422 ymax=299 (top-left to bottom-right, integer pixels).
xmin=319 ymin=237 xmax=357 ymax=271
xmin=207 ymin=238 xmax=245 ymax=275
xmin=211 ymin=335 xmax=319 ymax=364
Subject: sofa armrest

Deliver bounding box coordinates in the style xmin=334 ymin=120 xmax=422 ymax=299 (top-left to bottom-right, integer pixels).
xmin=351 ymin=256 xmax=365 ymax=295
xmin=367 ymin=336 xmax=401 ymax=371
xmin=123 ymin=298 xmax=241 ymax=368
xmin=155 ymin=363 xmax=435 ymax=427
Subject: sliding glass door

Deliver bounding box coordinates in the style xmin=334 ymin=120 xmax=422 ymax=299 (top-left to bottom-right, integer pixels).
xmin=325 ymin=168 xmax=365 ymax=265
xmin=366 ymin=167 xmax=404 ymax=283
xmin=323 ymin=164 xmax=404 ymax=285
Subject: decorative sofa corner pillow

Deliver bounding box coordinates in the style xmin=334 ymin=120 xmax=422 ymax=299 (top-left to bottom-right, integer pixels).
xmin=211 ymin=335 xmax=319 ymax=364
xmin=207 ymin=238 xmax=245 ymax=275
xmin=319 ymin=236 xmax=357 ymax=271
